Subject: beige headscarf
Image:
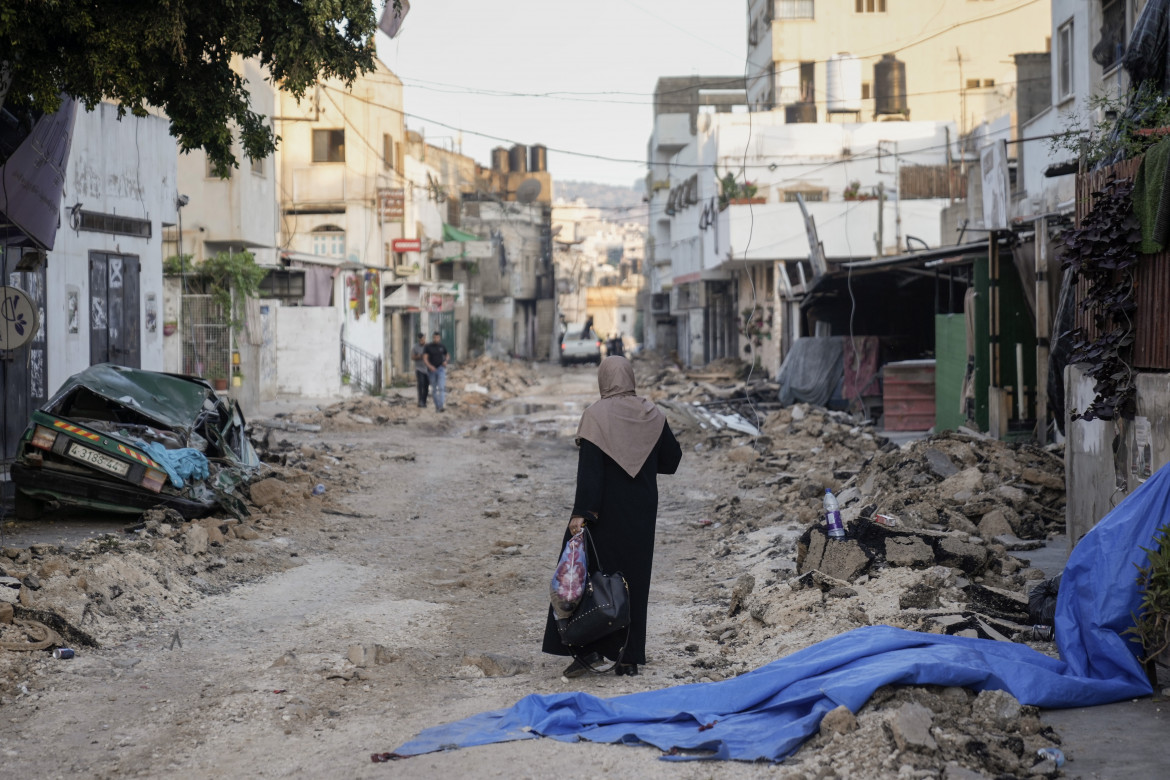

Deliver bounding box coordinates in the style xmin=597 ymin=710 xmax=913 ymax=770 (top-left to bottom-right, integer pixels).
xmin=576 ymin=356 xmax=667 ymax=478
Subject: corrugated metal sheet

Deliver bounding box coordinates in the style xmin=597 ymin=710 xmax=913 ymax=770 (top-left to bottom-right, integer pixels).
xmin=1074 ymin=158 xmax=1170 ymax=370
xmin=883 ymin=360 xmax=936 ymax=431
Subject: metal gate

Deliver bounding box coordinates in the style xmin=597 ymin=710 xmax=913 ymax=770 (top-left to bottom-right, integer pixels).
xmin=89 ymin=252 xmax=141 ymax=367
xmin=181 ymin=293 xmax=231 ymax=381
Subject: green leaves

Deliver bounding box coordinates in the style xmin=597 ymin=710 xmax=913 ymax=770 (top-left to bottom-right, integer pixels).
xmin=1059 ymin=178 xmax=1139 ymax=422
xmin=0 ymin=0 xmax=377 ymax=173
xmin=1125 ymin=524 xmax=1170 ymax=665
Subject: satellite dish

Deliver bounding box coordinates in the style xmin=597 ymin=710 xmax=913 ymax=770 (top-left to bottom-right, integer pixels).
xmin=515 ymin=178 xmax=543 ymax=204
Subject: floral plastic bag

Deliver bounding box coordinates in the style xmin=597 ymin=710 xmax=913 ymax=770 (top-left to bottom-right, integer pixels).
xmin=550 ymin=530 xmax=588 ymax=619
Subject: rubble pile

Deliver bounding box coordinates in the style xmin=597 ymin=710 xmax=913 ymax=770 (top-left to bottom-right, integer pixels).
xmin=789 ymin=686 xmax=1065 ymax=780
xmin=845 ymin=431 xmax=1066 ymax=539
xmin=446 ymin=356 xmax=538 ymax=410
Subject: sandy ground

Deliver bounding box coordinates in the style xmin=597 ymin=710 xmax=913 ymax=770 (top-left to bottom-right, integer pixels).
xmin=0 ymin=365 xmax=806 ymax=779
xmin=1 ymin=361 xmax=1162 ymax=779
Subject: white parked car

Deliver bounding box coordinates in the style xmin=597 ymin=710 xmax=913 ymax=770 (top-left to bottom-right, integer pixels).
xmin=559 ymin=322 xmax=602 ymax=366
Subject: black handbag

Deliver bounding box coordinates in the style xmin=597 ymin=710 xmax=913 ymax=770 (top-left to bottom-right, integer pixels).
xmin=556 ymin=528 xmax=631 ymax=653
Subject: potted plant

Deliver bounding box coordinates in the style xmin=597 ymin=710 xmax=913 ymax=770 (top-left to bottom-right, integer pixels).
xmin=208 ymin=367 xmax=229 ymax=391
xmin=718 ymin=172 xmax=766 ymax=210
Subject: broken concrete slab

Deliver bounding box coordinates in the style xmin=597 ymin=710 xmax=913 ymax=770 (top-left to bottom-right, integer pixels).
xmin=971 ymin=689 xmax=1021 ymax=730
xmin=249 ymin=478 xmax=288 ymax=507
xmin=460 ymin=652 xmax=531 ymax=677
xmin=1021 ymin=467 xmax=1063 ymax=490
xmin=939 ymin=467 xmax=984 ymax=501
xmin=977 ymin=509 xmax=1014 ymax=540
xmin=935 ymin=537 xmax=990 ymax=575
xmin=924 ymin=448 xmax=960 ymax=478
xmin=183 ymin=524 xmax=209 ymax=556
xmin=886 ymin=702 xmax=937 ymax=751
xmin=885 ymin=536 xmax=934 ymax=567
xmin=819 ymin=704 xmax=858 ymax=736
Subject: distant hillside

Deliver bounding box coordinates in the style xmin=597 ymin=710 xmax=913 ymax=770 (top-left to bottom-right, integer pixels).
xmin=555 ymin=180 xmax=644 ymax=211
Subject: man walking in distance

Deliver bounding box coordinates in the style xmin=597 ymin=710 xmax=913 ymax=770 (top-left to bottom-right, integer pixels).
xmin=423 ymin=331 xmax=449 ymax=412
xmin=411 ymin=332 xmax=429 ymax=408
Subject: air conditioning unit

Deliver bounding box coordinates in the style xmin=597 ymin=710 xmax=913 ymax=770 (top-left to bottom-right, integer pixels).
xmin=650 ymin=293 xmax=669 ymax=315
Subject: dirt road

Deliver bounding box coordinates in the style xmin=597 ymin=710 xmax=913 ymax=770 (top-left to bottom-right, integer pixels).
xmin=1 ymin=365 xmax=793 ymax=779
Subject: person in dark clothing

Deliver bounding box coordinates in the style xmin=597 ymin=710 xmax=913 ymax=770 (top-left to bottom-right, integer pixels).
xmin=542 ymin=355 xmax=682 ymax=679
xmin=410 ymin=332 xmax=429 ymax=408
xmin=422 ymin=332 xmax=449 ymax=411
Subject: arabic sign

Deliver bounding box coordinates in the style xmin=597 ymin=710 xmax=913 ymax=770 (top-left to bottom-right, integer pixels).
xmin=378 ymin=0 xmax=411 ymax=38
xmin=379 ymin=188 xmax=405 ymax=221
xmin=392 ymin=238 xmax=422 ymax=252
xmin=0 ymin=285 xmax=41 ymax=351
xmin=0 ymin=97 xmax=78 ymax=249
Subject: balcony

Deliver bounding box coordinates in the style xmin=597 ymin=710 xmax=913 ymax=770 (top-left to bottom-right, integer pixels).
xmin=654 ymin=113 xmax=692 ymax=154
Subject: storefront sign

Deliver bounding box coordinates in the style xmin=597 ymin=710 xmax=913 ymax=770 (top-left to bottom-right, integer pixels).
xmin=0 ymin=286 xmax=40 ymax=351
xmin=379 ymin=188 xmax=405 ymax=221
xmin=392 ymin=238 xmax=422 ymax=253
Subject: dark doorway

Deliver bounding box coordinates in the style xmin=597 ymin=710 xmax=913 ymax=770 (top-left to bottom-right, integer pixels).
xmin=89 ymin=252 xmax=140 ymax=367
xmin=2 ymin=257 xmax=49 ymax=508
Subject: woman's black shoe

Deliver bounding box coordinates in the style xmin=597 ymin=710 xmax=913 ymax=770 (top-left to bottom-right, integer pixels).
xmin=614 ymin=663 xmax=638 ymax=677
xmin=562 ymin=653 xmax=600 ymax=680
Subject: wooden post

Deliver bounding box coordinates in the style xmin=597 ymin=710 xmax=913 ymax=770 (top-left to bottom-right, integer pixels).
xmin=1035 ymin=217 xmax=1051 ymax=444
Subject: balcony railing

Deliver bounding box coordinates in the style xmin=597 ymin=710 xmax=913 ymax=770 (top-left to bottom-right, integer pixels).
xmin=340 ymin=341 xmax=383 ymax=395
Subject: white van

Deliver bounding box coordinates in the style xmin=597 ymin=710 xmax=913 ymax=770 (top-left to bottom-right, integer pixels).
xmin=559 ymin=322 xmax=602 ymax=366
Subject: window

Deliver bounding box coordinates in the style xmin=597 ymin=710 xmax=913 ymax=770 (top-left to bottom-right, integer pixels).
xmin=799 ymin=61 xmax=815 ymax=103
xmin=312 ymin=129 xmax=345 ymax=163
xmin=1057 ymin=20 xmax=1074 ymax=101
xmin=205 ymin=156 xmax=230 ymax=179
xmin=783 ymin=190 xmax=826 ymax=202
xmin=251 ymin=156 xmax=265 ymax=176
xmin=854 ymin=0 xmax=886 ymax=11
xmin=1093 ymin=0 xmax=1127 ymax=71
xmin=382 ymin=133 xmax=394 ymax=171
xmin=77 ymin=210 xmax=151 ymax=238
xmin=259 ymin=269 xmax=306 ymax=301
xmin=776 ymin=0 xmax=814 ymax=19
xmin=311 ymin=226 xmax=346 ymax=258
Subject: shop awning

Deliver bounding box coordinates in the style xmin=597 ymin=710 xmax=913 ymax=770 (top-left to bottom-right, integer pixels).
xmin=442 ymin=223 xmax=480 ymax=242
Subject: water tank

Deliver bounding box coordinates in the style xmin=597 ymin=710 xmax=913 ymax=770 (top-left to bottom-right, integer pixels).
xmin=785 ymin=102 xmax=817 ymax=124
xmin=529 ymin=144 xmax=548 ymax=172
xmin=874 ymin=54 xmax=908 ymax=117
xmin=491 ymin=147 xmax=510 ymax=172
xmin=826 ymin=54 xmax=862 ymax=114
xmin=509 ymin=144 xmax=528 ymax=174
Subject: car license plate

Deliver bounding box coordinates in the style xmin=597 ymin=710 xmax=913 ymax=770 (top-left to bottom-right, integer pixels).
xmin=67 ymin=442 xmax=130 ymax=477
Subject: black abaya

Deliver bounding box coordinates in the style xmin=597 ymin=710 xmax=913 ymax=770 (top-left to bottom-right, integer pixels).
xmin=542 ymin=422 xmax=682 ymax=665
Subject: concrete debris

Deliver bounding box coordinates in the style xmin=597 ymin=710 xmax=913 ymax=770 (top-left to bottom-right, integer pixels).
xmin=819 ymin=705 xmax=858 ymax=736
xmin=460 ymin=652 xmax=531 ymax=678
xmin=886 ymin=702 xmax=937 ymax=751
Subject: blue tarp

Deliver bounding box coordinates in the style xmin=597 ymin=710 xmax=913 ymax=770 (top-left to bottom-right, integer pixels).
xmin=394 ymin=462 xmax=1167 ymax=762
xmin=140 ymin=442 xmax=210 ymax=489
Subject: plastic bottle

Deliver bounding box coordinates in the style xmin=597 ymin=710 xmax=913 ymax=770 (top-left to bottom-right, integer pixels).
xmin=1036 ymin=747 xmax=1065 ymax=767
xmin=824 ymin=488 xmax=845 ymax=540
xmin=312 ymin=484 xmax=326 ymax=496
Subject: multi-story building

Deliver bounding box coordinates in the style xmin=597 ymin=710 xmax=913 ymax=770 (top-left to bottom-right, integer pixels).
xmin=747 ymin=0 xmax=1050 ymax=130
xmin=647 ymin=2 xmax=1053 ymax=372
xmin=275 ymin=59 xmax=407 ymax=392
xmin=2 ymin=102 xmax=177 ymax=505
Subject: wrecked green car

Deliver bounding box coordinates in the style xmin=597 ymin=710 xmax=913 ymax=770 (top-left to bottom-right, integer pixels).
xmin=11 ymin=363 xmax=259 ymax=519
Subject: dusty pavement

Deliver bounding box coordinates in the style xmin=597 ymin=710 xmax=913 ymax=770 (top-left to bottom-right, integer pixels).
xmin=0 ymin=359 xmax=1164 ymax=779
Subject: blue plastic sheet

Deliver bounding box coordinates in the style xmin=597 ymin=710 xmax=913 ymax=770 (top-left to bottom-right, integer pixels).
xmin=140 ymin=441 xmax=210 ymax=489
xmin=394 ymin=463 xmax=1167 ymax=762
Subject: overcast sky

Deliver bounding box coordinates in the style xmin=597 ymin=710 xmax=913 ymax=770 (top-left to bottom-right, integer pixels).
xmin=376 ymin=0 xmax=746 ymax=188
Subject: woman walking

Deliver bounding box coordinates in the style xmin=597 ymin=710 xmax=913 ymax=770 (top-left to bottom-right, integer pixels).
xmin=543 ymin=356 xmax=682 ymax=678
